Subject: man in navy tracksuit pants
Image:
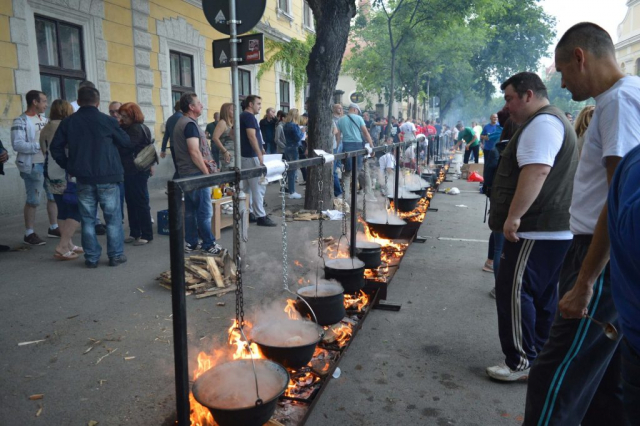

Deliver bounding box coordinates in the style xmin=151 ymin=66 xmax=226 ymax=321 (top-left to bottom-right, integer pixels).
xmin=524 ymin=23 xmax=640 ymax=426
xmin=487 ymin=71 xmax=578 ymax=382
xmin=609 ymin=143 xmax=640 ymax=424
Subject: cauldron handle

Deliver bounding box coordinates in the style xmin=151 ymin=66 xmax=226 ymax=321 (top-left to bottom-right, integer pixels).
xmin=237 ymin=326 xmax=262 ymax=405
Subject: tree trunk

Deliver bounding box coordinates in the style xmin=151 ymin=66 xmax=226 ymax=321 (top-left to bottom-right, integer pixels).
xmin=386 ymin=49 xmax=396 ymax=138
xmin=304 ymin=0 xmax=357 ymax=210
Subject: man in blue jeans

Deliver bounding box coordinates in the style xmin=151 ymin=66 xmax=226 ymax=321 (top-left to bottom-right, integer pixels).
xmin=50 ymin=87 xmax=132 ymax=268
xmin=608 ymin=143 xmax=640 ymax=424
xmin=171 ymin=92 xmax=223 ymax=254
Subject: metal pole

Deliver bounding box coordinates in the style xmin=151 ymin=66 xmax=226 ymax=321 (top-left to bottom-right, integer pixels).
xmin=426 ymin=137 xmax=430 ymax=168
xmin=394 ymin=146 xmax=400 ymax=213
xmin=350 ymin=155 xmax=357 ymax=258
xmin=168 ymin=181 xmax=190 ymax=426
xmin=229 ymin=0 xmax=245 ymax=262
xmin=415 ymin=139 xmax=420 ymax=174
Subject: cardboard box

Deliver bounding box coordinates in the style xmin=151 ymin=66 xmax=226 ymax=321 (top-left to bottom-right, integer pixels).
xmin=460 ymin=163 xmax=484 ymax=180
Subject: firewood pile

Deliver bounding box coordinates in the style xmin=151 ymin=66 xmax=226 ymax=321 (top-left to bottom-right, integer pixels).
xmin=157 ymin=251 xmax=238 ymax=299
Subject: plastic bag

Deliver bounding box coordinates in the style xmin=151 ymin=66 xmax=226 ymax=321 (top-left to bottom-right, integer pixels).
xmin=468 ymin=171 xmax=484 ymax=183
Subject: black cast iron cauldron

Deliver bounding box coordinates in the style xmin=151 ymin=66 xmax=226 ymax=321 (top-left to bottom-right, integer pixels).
xmin=365 ymin=218 xmax=406 ymax=240
xmin=192 ymin=359 xmax=289 ymax=426
xmin=355 ymin=241 xmax=382 ymax=269
xmin=297 ymin=284 xmax=346 ymax=326
xmin=324 ymin=258 xmax=365 ymax=294
xmin=387 ymin=193 xmax=421 ymax=212
xmin=251 ymin=321 xmax=324 ymax=369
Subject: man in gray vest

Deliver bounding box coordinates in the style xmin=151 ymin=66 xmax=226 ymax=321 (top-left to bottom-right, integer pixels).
xmin=172 ymin=92 xmax=222 ymax=255
xmin=486 ymin=72 xmax=578 ymax=382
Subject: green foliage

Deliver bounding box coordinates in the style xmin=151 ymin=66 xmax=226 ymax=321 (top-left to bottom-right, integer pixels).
xmin=257 ymin=34 xmax=315 ymax=102
xmin=346 ymin=0 xmax=556 ymax=122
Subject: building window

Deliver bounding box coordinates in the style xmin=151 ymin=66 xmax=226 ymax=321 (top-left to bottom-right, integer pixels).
xmin=35 ymin=15 xmax=85 ymax=102
xmin=278 ymin=0 xmax=289 ymax=13
xmin=303 ymin=2 xmax=315 ymax=30
xmin=280 ymin=80 xmax=290 ymax=113
xmin=333 ymin=90 xmax=344 ymax=105
xmin=636 ymin=59 xmax=640 ymax=76
xmin=170 ymin=51 xmax=194 ymax=106
xmin=239 ymin=69 xmax=251 ymax=100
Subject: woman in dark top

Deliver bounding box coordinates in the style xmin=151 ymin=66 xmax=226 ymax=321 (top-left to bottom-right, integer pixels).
xmin=283 ymin=108 xmax=304 ymax=199
xmin=118 ymin=102 xmax=153 ymax=245
xmin=259 ymin=107 xmax=278 ymax=154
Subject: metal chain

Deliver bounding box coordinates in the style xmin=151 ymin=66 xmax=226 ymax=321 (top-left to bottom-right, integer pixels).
xmin=340 ymin=163 xmax=348 ymax=237
xmin=280 ymin=162 xmax=289 ymax=292
xmin=233 ymin=168 xmax=244 ymax=328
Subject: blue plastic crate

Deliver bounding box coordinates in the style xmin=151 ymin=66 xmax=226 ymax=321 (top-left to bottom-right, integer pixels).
xmin=157 ymin=209 xmax=170 ymax=235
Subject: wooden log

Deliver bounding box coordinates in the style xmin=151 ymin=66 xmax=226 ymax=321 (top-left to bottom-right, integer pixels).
xmin=206 ymin=257 xmax=225 ymax=288
xmin=186 ymin=283 xmax=206 ymax=290
xmin=195 ymin=285 xmax=237 ymax=299
xmin=223 ymin=252 xmax=237 ymax=281
xmin=185 ymin=263 xmax=212 ymax=281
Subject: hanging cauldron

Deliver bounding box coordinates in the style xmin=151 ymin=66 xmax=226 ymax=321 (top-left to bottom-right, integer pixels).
xmin=388 ymin=191 xmax=421 ymax=212
xmin=192 ymin=359 xmax=289 ymax=426
xmin=355 ymin=241 xmax=382 ymax=269
xmin=297 ymin=284 xmax=346 ymax=326
xmin=365 ymin=218 xmax=406 ymax=240
xmin=324 ymin=258 xmax=365 ymax=294
xmin=250 ymin=320 xmax=324 ymax=369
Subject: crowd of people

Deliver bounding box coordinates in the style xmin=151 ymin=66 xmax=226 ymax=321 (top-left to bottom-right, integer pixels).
xmin=475 ymin=22 xmax=640 ymax=426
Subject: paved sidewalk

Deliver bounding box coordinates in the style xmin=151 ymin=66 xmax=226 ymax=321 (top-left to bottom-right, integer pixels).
xmin=306 ymin=178 xmax=527 ymax=426
xmin=0 ymin=175 xmax=527 ymax=425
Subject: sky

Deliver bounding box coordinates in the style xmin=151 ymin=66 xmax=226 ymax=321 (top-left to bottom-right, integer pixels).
xmin=539 ymin=0 xmax=629 ymax=67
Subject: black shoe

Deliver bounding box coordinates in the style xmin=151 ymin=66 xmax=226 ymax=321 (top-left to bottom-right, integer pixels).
xmin=256 ymin=216 xmax=277 ymax=227
xmin=95 ymin=224 xmax=106 ymax=235
xmin=108 ymin=255 xmax=127 ymax=267
xmin=85 ymin=260 xmax=98 ymax=269
xmin=249 ymin=213 xmax=257 ymax=223
xmin=0 ymin=245 xmax=10 ymax=252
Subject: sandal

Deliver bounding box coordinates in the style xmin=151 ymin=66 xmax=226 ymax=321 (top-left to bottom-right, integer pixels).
xmin=72 ymin=245 xmax=84 ymax=254
xmin=54 ymin=250 xmax=79 ymax=261
xmin=482 ymin=261 xmax=494 ymax=272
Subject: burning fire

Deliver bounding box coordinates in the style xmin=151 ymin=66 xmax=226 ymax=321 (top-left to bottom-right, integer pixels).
xmin=284 ymin=371 xmax=321 ymax=398
xmin=344 ymin=290 xmax=370 ymax=312
xmin=331 ymin=322 xmax=354 ymax=348
xmin=189 ymin=321 xmax=264 ymax=425
xmin=294 ymin=260 xmax=303 ymax=267
xmin=324 ymin=244 xmax=350 ymax=259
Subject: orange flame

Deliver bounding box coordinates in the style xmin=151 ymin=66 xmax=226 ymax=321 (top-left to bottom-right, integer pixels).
xmin=285 ymin=299 xmax=302 ymax=320
xmin=227 ymin=320 xmax=262 ymax=360
xmin=344 ymin=290 xmax=370 ymax=312
xmin=332 ymin=323 xmax=353 ymax=348
xmin=284 ymin=371 xmax=321 ymax=398
xmin=294 ymin=260 xmax=303 ymax=267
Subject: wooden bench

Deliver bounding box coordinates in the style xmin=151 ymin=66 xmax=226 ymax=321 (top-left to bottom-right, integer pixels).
xmin=211 ymin=195 xmax=249 ymax=240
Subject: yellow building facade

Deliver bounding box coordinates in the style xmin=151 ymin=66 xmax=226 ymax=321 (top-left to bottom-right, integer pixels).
xmin=0 ymin=0 xmax=316 ymax=213
xmin=616 ymin=0 xmax=640 ymax=75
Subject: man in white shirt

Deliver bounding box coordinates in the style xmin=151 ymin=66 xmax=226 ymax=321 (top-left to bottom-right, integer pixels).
xmin=70 ymin=80 xmax=96 ymax=112
xmin=11 ymin=90 xmax=59 ymax=245
xmin=524 ymin=23 xmax=640 ymax=426
xmin=487 ymin=72 xmax=578 ymax=382
xmin=399 ymin=119 xmax=417 ymax=141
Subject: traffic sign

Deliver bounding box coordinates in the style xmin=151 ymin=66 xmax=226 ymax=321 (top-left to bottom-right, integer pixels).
xmin=203 ymin=0 xmax=267 ymax=35
xmin=213 ymin=33 xmax=265 ymax=68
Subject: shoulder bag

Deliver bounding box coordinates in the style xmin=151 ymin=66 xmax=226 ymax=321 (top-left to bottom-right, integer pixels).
xmin=134 ymin=124 xmax=159 ymax=171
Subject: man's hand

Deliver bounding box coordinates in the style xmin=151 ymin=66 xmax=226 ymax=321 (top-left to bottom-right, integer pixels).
xmin=503 ymin=215 xmax=521 ymax=242
xmin=160 ymin=151 xmax=166 ymax=159
xmin=559 ymin=281 xmax=594 ymax=319
xmin=150 ymin=166 xmax=155 ymax=177
xmin=465 ymin=145 xmax=470 ymax=151
xmin=0 ymin=150 xmax=8 ymax=164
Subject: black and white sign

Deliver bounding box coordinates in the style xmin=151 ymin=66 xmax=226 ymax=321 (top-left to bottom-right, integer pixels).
xmin=213 ymin=33 xmax=265 ymax=68
xmin=202 ymin=0 xmax=267 ymax=35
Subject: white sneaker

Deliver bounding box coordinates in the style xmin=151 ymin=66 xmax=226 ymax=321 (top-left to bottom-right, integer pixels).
xmin=288 ymin=192 xmax=302 ymax=199
xmin=486 ymin=363 xmax=529 ymax=382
